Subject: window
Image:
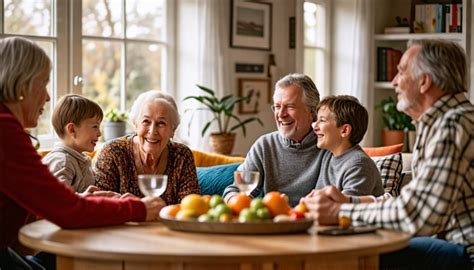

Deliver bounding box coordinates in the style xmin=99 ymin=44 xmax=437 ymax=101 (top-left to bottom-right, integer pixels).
xmin=297 ymin=0 xmax=329 ymax=97
xmin=1 ymin=0 xmax=172 ymax=148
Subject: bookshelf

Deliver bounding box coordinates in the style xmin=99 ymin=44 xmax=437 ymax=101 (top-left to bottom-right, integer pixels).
xmin=372 ymin=0 xmax=470 ymax=146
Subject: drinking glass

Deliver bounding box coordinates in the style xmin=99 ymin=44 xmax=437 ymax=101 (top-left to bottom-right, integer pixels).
xmin=138 ymin=174 xmax=168 ymax=197
xmin=234 ymin=171 xmax=259 ymax=196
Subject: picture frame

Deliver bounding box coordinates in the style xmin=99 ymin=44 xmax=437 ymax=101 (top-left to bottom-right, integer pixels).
xmin=230 ymin=0 xmax=272 ymax=51
xmin=238 ymin=78 xmax=271 ymax=114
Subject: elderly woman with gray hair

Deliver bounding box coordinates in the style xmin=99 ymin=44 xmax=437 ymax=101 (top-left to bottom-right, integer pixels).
xmin=94 ymin=90 xmax=200 ymax=204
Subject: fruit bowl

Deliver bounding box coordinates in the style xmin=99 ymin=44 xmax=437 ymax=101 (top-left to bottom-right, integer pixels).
xmin=159 ymin=214 xmax=314 ymax=235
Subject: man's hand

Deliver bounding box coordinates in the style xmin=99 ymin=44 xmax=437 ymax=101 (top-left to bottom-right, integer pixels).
xmin=141 ymin=197 xmax=166 ymax=221
xmin=303 ymin=186 xmax=348 ymax=225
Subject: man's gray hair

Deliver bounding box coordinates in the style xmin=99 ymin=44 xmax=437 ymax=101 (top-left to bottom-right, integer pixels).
xmin=408 ymin=39 xmax=466 ymax=94
xmin=0 ymin=37 xmax=51 ymax=102
xmin=129 ymin=90 xmax=181 ymax=131
xmin=275 ymin=73 xmax=320 ymax=120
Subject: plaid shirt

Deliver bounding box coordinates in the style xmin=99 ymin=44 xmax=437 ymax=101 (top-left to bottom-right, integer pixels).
xmin=340 ymin=93 xmax=474 ymax=255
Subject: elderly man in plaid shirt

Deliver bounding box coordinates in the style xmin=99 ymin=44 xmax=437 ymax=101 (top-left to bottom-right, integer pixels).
xmin=304 ymin=39 xmax=474 ymax=269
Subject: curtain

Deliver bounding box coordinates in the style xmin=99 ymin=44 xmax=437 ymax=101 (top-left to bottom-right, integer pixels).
xmin=350 ymin=0 xmax=374 ymax=146
xmin=177 ymin=0 xmax=230 ymax=152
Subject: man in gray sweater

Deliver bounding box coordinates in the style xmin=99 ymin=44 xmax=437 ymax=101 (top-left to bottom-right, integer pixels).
xmin=223 ymin=74 xmax=324 ymax=207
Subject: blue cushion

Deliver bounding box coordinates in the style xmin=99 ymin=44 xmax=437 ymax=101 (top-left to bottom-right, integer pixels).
xmin=197 ymin=162 xmax=241 ymax=195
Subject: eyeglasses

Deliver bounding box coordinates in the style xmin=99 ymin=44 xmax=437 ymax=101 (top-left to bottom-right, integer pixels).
xmin=28 ymin=133 xmax=41 ymax=150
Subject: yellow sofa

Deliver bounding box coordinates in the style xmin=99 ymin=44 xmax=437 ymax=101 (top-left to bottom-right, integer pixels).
xmin=38 ymin=149 xmax=245 ymax=167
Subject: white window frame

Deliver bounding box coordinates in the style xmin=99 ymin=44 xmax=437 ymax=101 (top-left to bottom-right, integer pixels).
xmin=296 ymin=0 xmax=330 ymax=97
xmin=1 ymin=0 xmax=174 ymax=149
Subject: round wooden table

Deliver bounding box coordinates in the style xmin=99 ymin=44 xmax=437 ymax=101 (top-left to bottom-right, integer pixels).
xmin=19 ymin=219 xmax=410 ymax=270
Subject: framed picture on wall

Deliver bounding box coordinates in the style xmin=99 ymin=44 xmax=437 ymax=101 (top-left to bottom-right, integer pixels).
xmin=238 ymin=78 xmax=271 ymax=114
xmin=230 ymin=0 xmax=272 ymax=51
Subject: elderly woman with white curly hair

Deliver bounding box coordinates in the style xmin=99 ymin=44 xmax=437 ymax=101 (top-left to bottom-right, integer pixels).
xmin=94 ymin=90 xmax=200 ymax=204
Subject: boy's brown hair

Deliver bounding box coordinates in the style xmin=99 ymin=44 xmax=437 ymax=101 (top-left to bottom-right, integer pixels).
xmin=52 ymin=94 xmax=103 ymax=139
xmin=316 ymin=95 xmax=368 ymax=146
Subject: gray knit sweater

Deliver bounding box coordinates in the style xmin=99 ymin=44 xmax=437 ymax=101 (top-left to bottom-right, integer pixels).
xmin=315 ymin=145 xmax=384 ymax=197
xmin=223 ymin=132 xmax=384 ymax=206
xmin=223 ymin=131 xmax=325 ymax=207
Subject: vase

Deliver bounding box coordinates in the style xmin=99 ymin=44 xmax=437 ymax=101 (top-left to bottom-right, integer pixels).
xmin=381 ymin=129 xmax=405 ymax=146
xmin=103 ymin=121 xmax=126 ymax=141
xmin=209 ymin=133 xmax=236 ymax=155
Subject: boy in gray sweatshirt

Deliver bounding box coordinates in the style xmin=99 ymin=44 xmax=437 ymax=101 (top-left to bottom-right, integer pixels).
xmin=312 ymin=95 xmax=384 ymax=198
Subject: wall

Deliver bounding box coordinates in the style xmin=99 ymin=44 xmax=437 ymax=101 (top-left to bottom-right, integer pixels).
xmin=229 ymin=0 xmax=296 ymax=155
xmin=176 ymin=0 xmax=296 ymax=155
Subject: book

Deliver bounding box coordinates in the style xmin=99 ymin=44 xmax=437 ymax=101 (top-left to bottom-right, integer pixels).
xmin=386 ymin=49 xmax=402 ymax=81
xmin=377 ymin=47 xmax=388 ymax=81
xmin=384 ymin=27 xmax=410 ymax=34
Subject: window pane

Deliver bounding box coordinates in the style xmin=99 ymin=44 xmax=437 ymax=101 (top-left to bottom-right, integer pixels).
xmin=4 ymin=0 xmax=53 ymax=36
xmin=125 ymin=42 xmax=162 ymax=109
xmin=304 ymin=2 xmax=317 ymax=46
xmin=126 ymin=0 xmax=165 ymax=40
xmin=82 ymin=40 xmax=122 ymax=111
xmin=304 ymin=48 xmax=326 ymax=95
xmin=35 ymin=41 xmax=54 ymax=135
xmin=82 ymin=0 xmax=123 ymax=38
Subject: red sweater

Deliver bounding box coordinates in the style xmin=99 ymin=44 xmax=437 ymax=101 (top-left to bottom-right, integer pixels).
xmin=0 ymin=103 xmax=146 ymax=249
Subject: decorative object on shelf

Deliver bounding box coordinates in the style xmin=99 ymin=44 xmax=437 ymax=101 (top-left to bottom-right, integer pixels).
xmin=375 ymin=96 xmax=415 ymax=147
xmin=230 ymin=0 xmax=272 ymax=51
xmin=238 ymin=78 xmax=272 ymax=113
xmin=103 ymin=108 xmax=128 ymax=141
xmin=384 ymin=16 xmax=410 ymax=34
xmin=184 ymin=84 xmax=263 ymax=155
xmin=235 ymin=63 xmax=264 ymax=73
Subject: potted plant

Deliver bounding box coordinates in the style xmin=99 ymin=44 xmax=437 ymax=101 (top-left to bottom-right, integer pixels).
xmin=376 ymin=96 xmax=415 ymax=147
xmin=103 ymin=108 xmax=128 ymax=141
xmin=184 ymin=84 xmax=264 ymax=155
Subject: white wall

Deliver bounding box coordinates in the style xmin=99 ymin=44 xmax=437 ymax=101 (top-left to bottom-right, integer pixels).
xmin=176 ymin=0 xmax=297 ymax=155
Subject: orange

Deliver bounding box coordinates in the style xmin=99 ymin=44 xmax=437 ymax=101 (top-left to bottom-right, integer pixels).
xmin=180 ymin=194 xmax=209 ymax=215
xmin=262 ymin=191 xmax=291 ymax=217
xmin=160 ymin=204 xmax=181 ymax=218
xmin=202 ymin=195 xmax=211 ymax=206
xmin=293 ymin=202 xmax=308 ymax=214
xmin=175 ymin=209 xmax=198 ymax=220
xmin=227 ymin=194 xmax=251 ymax=215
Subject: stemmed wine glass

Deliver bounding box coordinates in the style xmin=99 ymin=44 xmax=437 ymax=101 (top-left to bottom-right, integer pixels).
xmin=234 ymin=171 xmax=259 ymax=196
xmin=138 ymin=174 xmax=168 ymax=197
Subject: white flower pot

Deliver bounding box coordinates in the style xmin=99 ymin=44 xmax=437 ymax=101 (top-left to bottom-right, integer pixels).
xmin=103 ymin=121 xmax=126 ymax=141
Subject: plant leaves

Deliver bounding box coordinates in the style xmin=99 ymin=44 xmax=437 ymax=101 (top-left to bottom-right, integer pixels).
xmin=183 ymin=84 xmax=264 ymax=137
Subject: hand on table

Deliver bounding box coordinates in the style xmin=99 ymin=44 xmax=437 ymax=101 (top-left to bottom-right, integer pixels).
xmin=142 ymin=197 xmax=166 ymax=221
xmin=302 ymin=186 xmax=349 ymax=225
xmin=80 ymin=185 xmax=121 ymax=198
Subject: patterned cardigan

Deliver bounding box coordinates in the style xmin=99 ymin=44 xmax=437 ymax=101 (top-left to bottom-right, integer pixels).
xmin=94 ymin=136 xmax=200 ymax=205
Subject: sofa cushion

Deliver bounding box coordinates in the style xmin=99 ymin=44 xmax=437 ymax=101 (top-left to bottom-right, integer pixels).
xmin=371 ymin=152 xmax=403 ymax=196
xmin=197 ymin=162 xmax=241 ymax=195
xmin=192 ymin=150 xmax=245 ymax=167
xmin=363 ymin=143 xmax=404 ymax=157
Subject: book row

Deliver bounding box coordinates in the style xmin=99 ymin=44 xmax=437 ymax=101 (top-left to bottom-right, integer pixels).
xmin=414 ymin=3 xmax=462 ymax=33
xmin=377 ymin=47 xmax=402 ymax=82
